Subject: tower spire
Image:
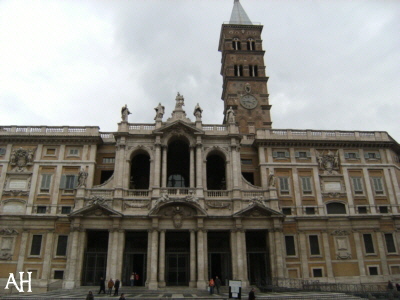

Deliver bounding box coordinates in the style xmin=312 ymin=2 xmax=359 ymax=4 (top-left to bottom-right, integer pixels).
xmin=229 ymin=0 xmax=252 ymax=25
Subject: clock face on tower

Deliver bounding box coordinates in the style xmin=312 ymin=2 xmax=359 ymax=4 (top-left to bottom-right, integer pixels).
xmin=240 ymin=94 xmax=258 ymax=109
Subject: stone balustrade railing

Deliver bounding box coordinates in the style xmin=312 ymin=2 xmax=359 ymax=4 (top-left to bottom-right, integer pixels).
xmin=0 ymin=126 xmax=100 ymax=136
xmin=256 ymin=129 xmax=391 ymax=141
xmin=206 ymin=190 xmax=230 ymax=198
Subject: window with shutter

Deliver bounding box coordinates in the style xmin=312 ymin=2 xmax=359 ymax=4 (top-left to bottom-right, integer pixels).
xmin=372 ymin=177 xmax=384 ymax=195
xmin=68 ymin=148 xmax=79 ymax=156
xmin=301 ymin=177 xmax=312 ymax=194
xmin=384 ymin=234 xmax=396 ymax=253
xmin=279 ymin=177 xmax=290 ymax=194
xmin=40 ymin=174 xmax=52 ymax=192
xmin=351 ymin=177 xmax=363 ymax=194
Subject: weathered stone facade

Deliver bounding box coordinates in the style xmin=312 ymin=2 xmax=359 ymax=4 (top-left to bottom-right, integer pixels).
xmin=1 ymin=0 xmax=400 ymax=294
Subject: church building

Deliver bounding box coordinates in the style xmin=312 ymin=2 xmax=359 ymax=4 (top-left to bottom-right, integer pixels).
xmin=1 ymin=0 xmax=400 ymax=293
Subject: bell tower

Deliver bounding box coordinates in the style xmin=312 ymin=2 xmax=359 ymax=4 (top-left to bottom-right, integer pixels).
xmin=218 ymin=0 xmax=272 ymax=133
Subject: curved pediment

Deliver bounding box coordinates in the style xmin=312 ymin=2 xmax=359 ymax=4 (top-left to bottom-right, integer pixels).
xmin=148 ymin=197 xmax=207 ymax=217
xmin=69 ymin=203 xmax=123 ymax=218
xmin=233 ymin=201 xmax=284 ymax=218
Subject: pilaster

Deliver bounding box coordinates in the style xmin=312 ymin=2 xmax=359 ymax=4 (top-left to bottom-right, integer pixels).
xmin=158 ymin=230 xmax=166 ymax=287
xmin=190 ymin=230 xmax=196 ymax=287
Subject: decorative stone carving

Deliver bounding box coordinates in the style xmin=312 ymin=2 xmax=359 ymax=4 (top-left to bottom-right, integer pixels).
xmin=317 ymin=150 xmax=340 ymax=175
xmin=86 ymin=196 xmax=108 ymax=207
xmin=268 ymin=171 xmax=276 ymax=188
xmin=2 ymin=190 xmax=29 ymax=196
xmin=166 ymin=93 xmax=192 ymax=123
xmin=161 ymin=205 xmax=194 ymax=229
xmin=331 ymin=230 xmax=350 ymax=236
xmin=10 ymin=147 xmax=34 ymax=172
xmin=226 ymin=106 xmax=236 ymax=123
xmin=77 ymin=168 xmax=88 ymax=188
xmin=121 ymin=104 xmax=131 ymax=122
xmin=185 ymin=191 xmax=199 ymax=203
xmin=124 ymin=200 xmax=151 ymax=210
xmin=193 ymin=103 xmax=203 ymax=121
xmin=205 ymin=201 xmax=231 ymax=209
xmin=0 ymin=252 xmax=12 ymax=260
xmin=336 ymin=251 xmax=352 ymax=260
xmin=154 ymin=103 xmax=165 ymax=120
xmin=0 ymin=229 xmax=18 ymax=235
xmin=248 ymin=196 xmax=266 ymax=207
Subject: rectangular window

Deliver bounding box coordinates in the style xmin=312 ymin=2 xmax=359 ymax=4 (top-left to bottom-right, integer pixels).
xmin=357 ymin=206 xmax=368 ymax=214
xmin=309 ymin=235 xmax=320 ymax=256
xmin=365 ymin=152 xmax=380 ymax=159
xmin=285 ymin=236 xmax=296 ymax=256
xmin=56 ymin=236 xmax=68 ymax=256
xmin=0 ymin=147 xmax=6 ymax=155
xmin=351 ymin=177 xmax=364 ymax=194
xmin=40 ymin=174 xmax=52 ymax=192
xmin=241 ymin=159 xmax=253 ymax=165
xmin=279 ymin=177 xmax=290 ymax=195
xmin=68 ymin=148 xmax=79 ymax=156
xmin=60 ymin=175 xmax=77 ymax=189
xmin=102 ymin=157 xmax=115 ymax=164
xmin=345 ymin=152 xmax=359 ymax=159
xmin=274 ymin=151 xmax=289 ymax=158
xmin=61 ymin=206 xmax=72 ymax=214
xmin=37 ymin=206 xmax=47 ymax=214
xmin=301 ymin=177 xmax=312 ymax=194
xmin=54 ymin=270 xmax=64 ymax=279
xmin=295 ymin=151 xmax=311 ymax=159
xmin=385 ymin=234 xmax=397 ymax=253
xmin=46 ymin=148 xmax=56 ymax=156
xmin=30 ymin=235 xmax=42 ymax=256
xmin=372 ymin=177 xmax=384 ymax=195
xmin=282 ymin=208 xmax=292 ymax=215
xmin=305 ymin=207 xmax=315 ymax=215
xmin=379 ymin=206 xmax=389 ymax=213
xmin=363 ymin=234 xmax=375 ymax=254
xmin=368 ymin=266 xmax=378 ymax=275
xmin=312 ymin=268 xmax=323 ymax=278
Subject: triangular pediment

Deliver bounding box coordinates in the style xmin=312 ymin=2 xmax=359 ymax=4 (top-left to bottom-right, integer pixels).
xmin=153 ymin=120 xmax=204 ymax=135
xmin=69 ymin=203 xmax=123 ymax=218
xmin=233 ymin=202 xmax=284 ymax=218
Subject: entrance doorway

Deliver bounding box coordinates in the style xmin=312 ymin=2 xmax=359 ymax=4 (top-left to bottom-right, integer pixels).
xmin=82 ymin=231 xmax=109 ymax=286
xmin=165 ymin=231 xmax=190 ymax=286
xmin=208 ymin=231 xmax=232 ymax=285
xmin=123 ymin=231 xmax=148 ymax=286
xmin=246 ymin=230 xmax=270 ymax=285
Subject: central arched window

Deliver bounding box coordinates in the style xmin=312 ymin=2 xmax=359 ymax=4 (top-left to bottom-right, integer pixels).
xmin=167 ymin=174 xmax=185 ymax=187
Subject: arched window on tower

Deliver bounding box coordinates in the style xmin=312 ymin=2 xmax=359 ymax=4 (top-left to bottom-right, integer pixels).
xmin=247 ymin=38 xmax=256 ymax=50
xmin=234 ymin=65 xmax=243 ymax=77
xmin=249 ymin=65 xmax=258 ymax=77
xmin=232 ymin=38 xmax=241 ymax=50
xmin=206 ymin=154 xmax=226 ymax=190
xmin=130 ymin=153 xmax=150 ymax=189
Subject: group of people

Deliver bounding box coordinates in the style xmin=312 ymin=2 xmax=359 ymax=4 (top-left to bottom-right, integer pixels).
xmin=388 ymin=280 xmax=400 ymax=292
xmin=86 ymin=290 xmax=125 ymax=300
xmin=97 ymin=277 xmax=122 ymax=296
xmin=130 ymin=272 xmax=140 ymax=286
xmin=208 ymin=276 xmax=256 ymax=299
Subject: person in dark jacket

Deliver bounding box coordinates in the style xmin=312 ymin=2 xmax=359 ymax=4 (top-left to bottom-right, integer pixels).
xmin=108 ymin=278 xmax=114 ymax=295
xmin=114 ymin=279 xmax=120 ymax=296
xmin=86 ymin=291 xmax=94 ymax=300
xmin=215 ymin=276 xmax=222 ymax=294
xmin=98 ymin=277 xmax=106 ymax=294
xmin=249 ymin=288 xmax=256 ymax=300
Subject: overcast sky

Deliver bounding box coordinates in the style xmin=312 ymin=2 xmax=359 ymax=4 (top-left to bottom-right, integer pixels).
xmin=1 ymin=0 xmax=399 ymax=142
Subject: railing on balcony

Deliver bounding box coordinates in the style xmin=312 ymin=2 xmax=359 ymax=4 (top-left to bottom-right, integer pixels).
xmin=206 ymin=190 xmax=229 ymax=198
xmin=0 ymin=126 xmax=100 ymax=136
xmin=124 ymin=190 xmax=150 ymax=197
xmin=89 ymin=189 xmax=114 ymax=198
xmin=165 ymin=188 xmax=193 ymax=196
xmin=128 ymin=124 xmax=155 ymax=131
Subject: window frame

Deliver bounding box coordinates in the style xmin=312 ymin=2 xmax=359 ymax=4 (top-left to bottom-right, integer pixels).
xmin=55 ymin=235 xmax=68 ymax=257
xmin=36 ymin=206 xmax=47 ymax=214
xmin=384 ymin=233 xmax=397 ymax=254
xmin=29 ymin=234 xmax=43 ymax=257
xmin=351 ymin=177 xmax=364 ymax=195
xmin=67 ymin=148 xmax=79 ymax=157
xmin=284 ymin=235 xmax=297 ymax=257
xmin=102 ymin=157 xmax=115 ymax=164
xmin=300 ymin=176 xmax=313 ymax=195
xmin=368 ymin=265 xmax=379 ymax=276
xmin=371 ymin=176 xmax=385 ymax=195
xmin=362 ymin=233 xmax=376 ymax=255
xmin=278 ymin=176 xmax=291 ymax=196
xmin=308 ymin=234 xmax=321 ymax=257
xmin=40 ymin=174 xmax=52 ymax=193
xmin=312 ymin=267 xmax=323 ymax=278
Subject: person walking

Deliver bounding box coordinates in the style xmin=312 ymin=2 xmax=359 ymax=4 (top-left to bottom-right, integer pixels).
xmin=209 ymin=278 xmax=215 ymax=294
xmin=215 ymin=276 xmax=222 ymax=294
xmin=249 ymin=287 xmax=256 ymax=300
xmin=114 ymin=279 xmax=120 ymax=296
xmin=107 ymin=278 xmax=114 ymax=295
xmin=98 ymin=277 xmax=106 ymax=294
xmin=130 ymin=272 xmax=135 ymax=286
xmin=86 ymin=291 xmax=94 ymax=300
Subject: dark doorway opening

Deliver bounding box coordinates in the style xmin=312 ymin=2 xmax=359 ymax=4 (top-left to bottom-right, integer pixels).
xmin=123 ymin=231 xmax=148 ymax=286
xmin=100 ymin=170 xmax=113 ymax=184
xmin=206 ymin=154 xmax=226 ymax=190
xmin=242 ymin=172 xmax=254 ymax=185
xmin=246 ymin=230 xmax=270 ymax=285
xmin=130 ymin=154 xmax=150 ymax=189
xmin=167 ymin=140 xmax=190 ymax=187
xmin=208 ymin=231 xmax=232 ymax=285
xmin=165 ymin=231 xmax=190 ymax=286
xmin=82 ymin=231 xmax=109 ymax=286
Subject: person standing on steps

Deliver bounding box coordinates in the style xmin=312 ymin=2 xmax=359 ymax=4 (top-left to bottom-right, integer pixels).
xmin=114 ymin=279 xmax=120 ymax=296
xmin=215 ymin=276 xmax=222 ymax=294
xmin=107 ymin=278 xmax=114 ymax=295
xmin=86 ymin=291 xmax=94 ymax=300
xmin=98 ymin=277 xmax=106 ymax=294
xmin=119 ymin=293 xmax=126 ymax=300
xmin=130 ymin=272 xmax=135 ymax=286
xmin=209 ymin=278 xmax=215 ymax=294
xmin=249 ymin=287 xmax=256 ymax=300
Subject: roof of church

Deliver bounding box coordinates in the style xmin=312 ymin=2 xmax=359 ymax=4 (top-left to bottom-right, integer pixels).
xmin=229 ymin=0 xmax=252 ymax=25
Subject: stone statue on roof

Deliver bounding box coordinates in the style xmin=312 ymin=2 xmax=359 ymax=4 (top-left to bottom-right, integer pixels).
xmin=193 ymin=103 xmax=203 ymax=121
xmin=121 ymin=104 xmax=131 ymax=122
xmin=154 ymin=103 xmax=165 ymax=120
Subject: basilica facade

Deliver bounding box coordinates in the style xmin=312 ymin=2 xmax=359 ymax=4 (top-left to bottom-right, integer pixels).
xmin=1 ymin=0 xmax=400 ymax=293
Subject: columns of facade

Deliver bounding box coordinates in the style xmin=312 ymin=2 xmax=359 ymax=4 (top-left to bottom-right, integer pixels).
xmin=16 ymin=230 xmax=29 ymax=273
xmin=299 ymin=232 xmax=309 ymax=279
xmin=106 ymin=229 xmax=118 ymax=279
xmin=390 ymin=168 xmax=400 ymax=213
xmin=236 ymin=230 xmax=248 ymax=285
xmin=342 ymin=167 xmax=356 ymax=214
xmin=153 ymin=143 xmax=161 ymax=188
xmin=258 ymin=146 xmax=267 ymax=189
xmin=240 ymin=230 xmax=249 ymax=287
xmin=75 ymin=230 xmax=87 ymax=284
xmin=190 ymin=146 xmax=195 ymax=188
xmin=51 ymin=165 xmax=63 ymax=214
xmin=312 ymin=166 xmax=324 ymax=215
xmin=384 ymin=168 xmax=396 ymax=207
xmin=158 ymin=230 xmax=166 ymax=287
xmin=321 ymin=232 xmax=334 ymax=279
xmin=162 ymin=145 xmax=167 ymax=188
xmin=63 ymin=228 xmax=81 ymax=289
xmin=268 ymin=231 xmax=277 ymax=278
xmin=196 ymin=229 xmax=206 ymax=289
xmin=376 ymin=232 xmax=389 ymax=276
xmin=114 ymin=139 xmax=126 ymax=189
xmin=353 ymin=232 xmax=367 ymax=278
xmin=274 ymin=229 xmax=285 ymax=278
xmin=41 ymin=230 xmax=55 ymax=280
xmin=115 ymin=230 xmax=125 ymax=281
xmin=292 ymin=168 xmax=302 ymax=215
xmin=87 ymin=144 xmax=97 ymax=188
xmin=146 ymin=230 xmax=152 ymax=287
xmin=190 ymin=230 xmax=196 ymax=287
xmin=362 ymin=169 xmax=377 ymax=213
xmin=148 ymin=229 xmax=159 ymax=289
xmin=203 ymin=230 xmax=208 ymax=281
xmin=196 ymin=144 xmax=203 ymax=189
xmin=231 ymin=146 xmax=240 ymax=189
xmin=230 ymin=230 xmax=238 ymax=280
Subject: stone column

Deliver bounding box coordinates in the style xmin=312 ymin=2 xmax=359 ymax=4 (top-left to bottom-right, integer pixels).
xmin=63 ymin=228 xmax=81 ymax=289
xmin=106 ymin=229 xmax=118 ymax=279
xmin=158 ymin=230 xmax=166 ymax=287
xmin=274 ymin=229 xmax=285 ymax=278
xmin=342 ymin=167 xmax=356 ymax=214
xmin=231 ymin=145 xmax=240 ymax=189
xmin=353 ymin=232 xmax=366 ymax=278
xmin=196 ymin=229 xmax=206 ymax=289
xmin=41 ymin=231 xmax=55 ymax=280
xmin=190 ymin=146 xmax=195 ymax=188
xmin=196 ymin=144 xmax=203 ymax=188
xmin=230 ymin=230 xmax=238 ymax=280
xmin=240 ymin=230 xmax=249 ymax=287
xmin=148 ymin=230 xmax=159 ymax=289
xmin=146 ymin=230 xmax=152 ymax=287
xmin=236 ymin=230 xmax=247 ymax=284
xmin=16 ymin=230 xmax=29 ymax=273
xmin=115 ymin=230 xmax=125 ymax=281
xmin=203 ymin=230 xmax=208 ymax=281
xmin=322 ymin=232 xmax=334 ymax=279
xmin=384 ymin=168 xmax=396 ymax=207
xmin=258 ymin=146 xmax=268 ymax=189
xmin=313 ymin=167 xmax=324 ymax=215
xmin=162 ymin=145 xmax=167 ymax=188
xmin=268 ymin=231 xmax=276 ymax=278
xmin=292 ymin=168 xmax=302 ymax=215
xmin=376 ymin=232 xmax=389 ymax=275
xmin=362 ymin=169 xmax=377 ymax=213
xmin=190 ymin=230 xmax=196 ymax=287
xmin=153 ymin=143 xmax=161 ymax=188
xmin=75 ymin=230 xmax=86 ymax=285
xmin=299 ymin=232 xmax=309 ymax=279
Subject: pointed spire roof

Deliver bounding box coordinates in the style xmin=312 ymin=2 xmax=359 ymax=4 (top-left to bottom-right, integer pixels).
xmin=229 ymin=0 xmax=252 ymax=25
